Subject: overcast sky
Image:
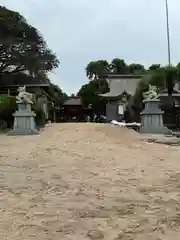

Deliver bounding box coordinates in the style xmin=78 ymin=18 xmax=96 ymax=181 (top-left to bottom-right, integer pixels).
xmin=1 ymin=0 xmax=180 ymax=94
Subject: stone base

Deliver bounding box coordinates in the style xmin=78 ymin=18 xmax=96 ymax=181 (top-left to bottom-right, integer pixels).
xmin=139 ymin=134 xmax=180 ymax=145
xmin=140 ymin=126 xmax=170 ymax=134
xmin=8 ymin=128 xmax=39 ymax=136
xmin=9 ymin=102 xmax=39 ymax=136
xmin=140 ymin=98 xmax=170 ymax=135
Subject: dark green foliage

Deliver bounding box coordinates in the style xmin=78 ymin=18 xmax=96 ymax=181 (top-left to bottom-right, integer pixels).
xmin=85 ymin=58 xmax=147 ymax=81
xmin=77 ymin=79 xmax=109 ymax=114
xmin=148 ymin=64 xmax=161 ymax=71
xmin=125 ymin=75 xmax=150 ymax=122
xmin=165 ymin=66 xmax=177 ymax=95
xmin=0 ymin=6 xmax=59 ymax=78
xmin=0 ymin=95 xmax=16 ymax=128
xmin=110 ymin=58 xmax=127 ymax=73
xmin=50 ymin=84 xmax=68 ymax=104
xmin=85 ymin=60 xmax=110 ymax=80
xmin=0 ymin=95 xmax=47 ymax=129
xmin=0 ymin=6 xmax=67 ymax=127
xmin=128 ymin=63 xmax=145 ymax=74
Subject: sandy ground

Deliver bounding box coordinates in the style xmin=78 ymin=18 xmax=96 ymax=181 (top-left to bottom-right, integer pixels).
xmin=0 ymin=123 xmax=180 ymax=240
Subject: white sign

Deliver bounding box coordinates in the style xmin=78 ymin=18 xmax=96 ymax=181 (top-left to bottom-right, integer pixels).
xmin=118 ymin=105 xmax=124 ymax=115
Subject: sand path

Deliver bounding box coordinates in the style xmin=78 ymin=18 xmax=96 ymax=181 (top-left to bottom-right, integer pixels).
xmin=0 ymin=123 xmax=180 ymax=239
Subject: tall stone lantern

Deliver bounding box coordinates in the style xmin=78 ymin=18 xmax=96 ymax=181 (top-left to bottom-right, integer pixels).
xmin=140 ymin=85 xmax=170 ymax=134
xmin=9 ymin=86 xmax=38 ymax=135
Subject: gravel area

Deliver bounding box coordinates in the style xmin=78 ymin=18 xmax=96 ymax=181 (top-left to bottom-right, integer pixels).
xmin=0 ymin=123 xmax=180 ymax=240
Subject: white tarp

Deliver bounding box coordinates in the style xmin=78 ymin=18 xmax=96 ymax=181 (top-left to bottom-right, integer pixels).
xmin=110 ymin=120 xmax=141 ymax=128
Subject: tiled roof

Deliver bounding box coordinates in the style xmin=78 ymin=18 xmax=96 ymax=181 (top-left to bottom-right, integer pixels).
xmin=0 ymin=73 xmax=42 ymax=85
xmin=102 ymin=73 xmax=143 ymax=79
xmin=99 ymin=75 xmax=142 ymax=97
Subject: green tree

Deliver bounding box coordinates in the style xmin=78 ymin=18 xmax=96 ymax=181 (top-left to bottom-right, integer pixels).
xmin=176 ymin=63 xmax=180 ymax=77
xmin=110 ymin=58 xmax=127 ymax=73
xmin=0 ymin=94 xmax=16 ymax=127
xmin=165 ymin=66 xmax=177 ymax=94
xmin=47 ymin=84 xmax=68 ymax=105
xmin=77 ymin=80 xmax=108 ymax=114
xmin=148 ymin=64 xmax=161 ymax=71
xmin=125 ymin=74 xmax=150 ymax=121
xmin=147 ymin=67 xmax=166 ymax=88
xmin=128 ymin=63 xmax=145 ymax=73
xmin=0 ymin=6 xmax=59 ymax=78
xmin=85 ymin=60 xmax=110 ymax=80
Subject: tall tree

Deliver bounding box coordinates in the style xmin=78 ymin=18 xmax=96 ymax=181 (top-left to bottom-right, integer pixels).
xmin=148 ymin=64 xmax=161 ymax=71
xmin=0 ymin=6 xmax=59 ymax=78
xmin=85 ymin=60 xmax=110 ymax=80
xmin=77 ymin=80 xmax=108 ymax=114
xmin=110 ymin=58 xmax=127 ymax=73
xmin=128 ymin=63 xmax=145 ymax=73
xmin=165 ymin=67 xmax=177 ymax=94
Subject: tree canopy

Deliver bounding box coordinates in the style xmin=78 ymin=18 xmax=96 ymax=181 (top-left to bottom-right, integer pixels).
xmin=85 ymin=58 xmax=147 ymax=80
xmin=85 ymin=60 xmax=110 ymax=80
xmin=77 ymin=79 xmax=108 ymax=114
xmin=0 ymin=6 xmax=68 ymax=105
xmin=0 ymin=6 xmax=59 ymax=78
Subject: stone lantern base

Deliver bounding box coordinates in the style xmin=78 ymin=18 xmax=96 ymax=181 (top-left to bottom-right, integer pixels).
xmin=140 ymin=99 xmax=170 ymax=134
xmin=9 ymin=101 xmax=39 ymax=135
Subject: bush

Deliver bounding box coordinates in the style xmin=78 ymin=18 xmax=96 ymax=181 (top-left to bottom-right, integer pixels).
xmin=0 ymin=95 xmax=16 ymax=128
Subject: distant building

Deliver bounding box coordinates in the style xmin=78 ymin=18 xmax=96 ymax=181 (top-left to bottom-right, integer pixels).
xmin=61 ymin=97 xmax=84 ymax=121
xmin=99 ymin=73 xmax=143 ymax=121
xmin=59 ymin=97 xmax=94 ymax=122
xmin=63 ymin=97 xmax=82 ymax=106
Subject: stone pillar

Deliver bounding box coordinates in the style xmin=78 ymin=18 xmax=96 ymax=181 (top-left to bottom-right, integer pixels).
xmin=140 ymin=99 xmax=170 ymax=134
xmin=9 ymin=101 xmax=38 ymax=135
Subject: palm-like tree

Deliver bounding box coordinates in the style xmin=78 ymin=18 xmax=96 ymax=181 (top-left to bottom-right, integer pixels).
xmin=110 ymin=58 xmax=127 ymax=73
xmin=85 ymin=60 xmax=110 ymax=80
xmin=85 ymin=61 xmax=97 ymax=80
xmin=85 ymin=60 xmax=110 ymax=93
